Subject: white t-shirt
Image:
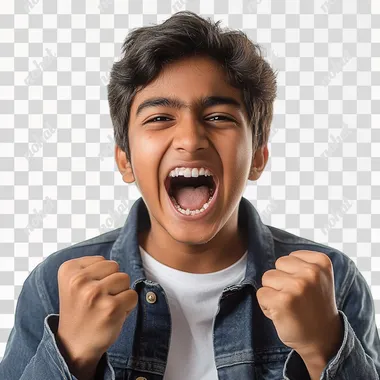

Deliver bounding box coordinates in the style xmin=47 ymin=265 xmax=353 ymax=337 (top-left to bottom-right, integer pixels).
xmin=139 ymin=245 xmax=248 ymax=380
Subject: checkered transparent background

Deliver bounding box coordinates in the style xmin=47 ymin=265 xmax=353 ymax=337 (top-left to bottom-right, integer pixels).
xmin=0 ymin=0 xmax=379 ymax=360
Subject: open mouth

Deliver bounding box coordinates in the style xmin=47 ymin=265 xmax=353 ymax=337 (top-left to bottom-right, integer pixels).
xmin=164 ymin=173 xmax=218 ymax=217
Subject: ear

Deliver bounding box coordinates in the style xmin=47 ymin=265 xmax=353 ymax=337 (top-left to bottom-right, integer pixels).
xmin=115 ymin=145 xmax=135 ymax=184
xmin=248 ymin=144 xmax=269 ymax=181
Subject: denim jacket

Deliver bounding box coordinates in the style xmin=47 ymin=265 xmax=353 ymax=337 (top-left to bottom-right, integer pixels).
xmin=1 ymin=196 xmax=379 ymax=380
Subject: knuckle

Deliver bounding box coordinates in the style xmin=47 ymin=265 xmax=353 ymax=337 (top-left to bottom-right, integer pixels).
xmin=109 ymin=260 xmax=120 ymax=272
xmin=125 ymin=290 xmax=138 ymax=312
xmin=293 ymin=278 xmax=307 ymax=293
xmin=58 ymin=262 xmax=66 ymax=274
xmin=262 ymin=269 xmax=275 ymax=282
xmin=83 ymin=283 xmax=102 ymax=304
xmin=275 ymin=256 xmax=287 ymax=267
xmin=305 ymin=265 xmax=320 ymax=282
xmin=281 ymin=292 xmax=295 ymax=307
xmin=58 ymin=260 xmax=73 ymax=275
xmin=101 ymin=298 xmax=119 ymax=316
xmin=119 ymin=272 xmax=131 ymax=287
xmin=69 ymin=273 xmax=88 ymax=289
xmin=321 ymin=254 xmax=333 ymax=269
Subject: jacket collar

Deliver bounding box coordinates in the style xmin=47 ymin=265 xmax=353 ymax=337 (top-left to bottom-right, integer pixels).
xmin=110 ymin=197 xmax=276 ymax=291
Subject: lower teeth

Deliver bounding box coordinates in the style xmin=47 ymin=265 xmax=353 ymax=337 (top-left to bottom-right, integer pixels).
xmin=170 ymin=195 xmax=214 ymax=216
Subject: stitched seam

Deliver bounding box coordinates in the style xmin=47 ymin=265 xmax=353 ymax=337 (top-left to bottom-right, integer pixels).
xmin=337 ymin=259 xmax=357 ymax=310
xmin=44 ymin=338 xmax=71 ymax=380
xmin=34 ymin=263 xmax=53 ymax=314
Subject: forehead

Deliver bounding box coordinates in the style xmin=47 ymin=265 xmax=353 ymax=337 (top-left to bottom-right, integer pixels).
xmin=130 ymin=55 xmax=244 ymax=113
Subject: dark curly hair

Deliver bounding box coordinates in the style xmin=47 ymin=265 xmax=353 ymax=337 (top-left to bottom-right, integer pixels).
xmin=108 ymin=11 xmax=278 ymax=163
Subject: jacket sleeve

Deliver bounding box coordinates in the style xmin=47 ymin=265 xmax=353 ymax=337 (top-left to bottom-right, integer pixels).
xmin=283 ymin=262 xmax=380 ymax=380
xmin=0 ymin=263 xmax=115 ymax=380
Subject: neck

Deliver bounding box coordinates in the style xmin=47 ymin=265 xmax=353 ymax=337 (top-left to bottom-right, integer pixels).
xmin=138 ymin=208 xmax=247 ymax=274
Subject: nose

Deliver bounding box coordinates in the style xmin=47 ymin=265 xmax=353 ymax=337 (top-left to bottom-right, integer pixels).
xmin=172 ymin=114 xmax=209 ymax=153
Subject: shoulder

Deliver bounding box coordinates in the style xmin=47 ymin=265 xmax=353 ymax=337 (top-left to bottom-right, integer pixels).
xmin=41 ymin=227 xmax=121 ymax=272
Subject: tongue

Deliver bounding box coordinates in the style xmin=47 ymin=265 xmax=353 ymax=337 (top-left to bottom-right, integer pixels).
xmin=172 ymin=185 xmax=210 ymax=210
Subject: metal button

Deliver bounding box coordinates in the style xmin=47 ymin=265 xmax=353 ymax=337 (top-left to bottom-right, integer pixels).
xmin=136 ymin=377 xmax=147 ymax=380
xmin=146 ymin=291 xmax=157 ymax=304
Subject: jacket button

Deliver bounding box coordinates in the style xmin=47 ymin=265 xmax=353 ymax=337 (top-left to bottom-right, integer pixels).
xmin=146 ymin=291 xmax=157 ymax=304
xmin=136 ymin=377 xmax=147 ymax=380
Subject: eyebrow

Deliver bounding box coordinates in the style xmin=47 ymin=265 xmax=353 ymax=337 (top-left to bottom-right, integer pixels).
xmin=135 ymin=95 xmax=243 ymax=117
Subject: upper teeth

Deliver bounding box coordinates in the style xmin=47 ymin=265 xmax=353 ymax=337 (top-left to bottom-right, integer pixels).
xmin=169 ymin=167 xmax=212 ymax=178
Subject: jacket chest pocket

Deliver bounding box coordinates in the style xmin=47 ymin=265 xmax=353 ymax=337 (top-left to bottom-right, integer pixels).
xmin=215 ymin=350 xmax=291 ymax=380
xmin=253 ymin=349 xmax=291 ymax=380
xmin=254 ymin=361 xmax=287 ymax=380
xmin=124 ymin=371 xmax=163 ymax=380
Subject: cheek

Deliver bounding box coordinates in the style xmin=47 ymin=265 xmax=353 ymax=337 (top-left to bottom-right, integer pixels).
xmin=225 ymin=133 xmax=251 ymax=166
xmin=136 ymin=133 xmax=160 ymax=155
xmin=222 ymin=135 xmax=251 ymax=188
xmin=130 ymin=133 xmax=165 ymax=188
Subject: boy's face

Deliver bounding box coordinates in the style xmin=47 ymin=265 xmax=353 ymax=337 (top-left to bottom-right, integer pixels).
xmin=115 ymin=55 xmax=268 ymax=245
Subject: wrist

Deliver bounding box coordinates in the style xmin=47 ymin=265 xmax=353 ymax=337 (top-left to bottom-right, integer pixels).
xmin=69 ymin=355 xmax=101 ymax=380
xmin=297 ymin=313 xmax=344 ymax=363
xmin=55 ymin=332 xmax=103 ymax=380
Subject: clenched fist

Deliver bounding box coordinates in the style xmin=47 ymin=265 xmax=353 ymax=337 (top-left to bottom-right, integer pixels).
xmin=56 ymin=256 xmax=138 ymax=378
xmin=256 ymin=250 xmax=344 ymax=365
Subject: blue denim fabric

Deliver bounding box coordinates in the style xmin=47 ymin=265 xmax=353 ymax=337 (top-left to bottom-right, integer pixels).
xmin=1 ymin=197 xmax=379 ymax=379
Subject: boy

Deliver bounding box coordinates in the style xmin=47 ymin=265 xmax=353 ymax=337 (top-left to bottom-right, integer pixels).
xmin=1 ymin=11 xmax=379 ymax=380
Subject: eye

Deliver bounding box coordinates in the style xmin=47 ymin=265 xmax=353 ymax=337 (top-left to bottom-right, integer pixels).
xmin=206 ymin=115 xmax=235 ymax=122
xmin=145 ymin=115 xmax=235 ymax=124
xmin=146 ymin=116 xmax=172 ymax=123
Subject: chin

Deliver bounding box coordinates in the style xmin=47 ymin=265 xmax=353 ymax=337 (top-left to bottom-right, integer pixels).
xmin=168 ymin=226 xmax=218 ymax=246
